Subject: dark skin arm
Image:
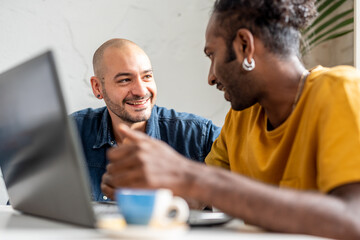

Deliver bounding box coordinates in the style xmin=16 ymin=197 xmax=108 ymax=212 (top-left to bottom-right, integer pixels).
xmin=102 ymin=124 xmax=360 ymax=239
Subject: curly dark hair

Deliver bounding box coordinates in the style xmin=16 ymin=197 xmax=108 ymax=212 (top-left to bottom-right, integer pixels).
xmin=212 ymin=0 xmax=318 ymax=60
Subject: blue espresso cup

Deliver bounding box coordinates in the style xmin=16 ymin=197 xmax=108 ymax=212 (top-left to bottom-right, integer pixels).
xmin=116 ymin=188 xmax=189 ymax=226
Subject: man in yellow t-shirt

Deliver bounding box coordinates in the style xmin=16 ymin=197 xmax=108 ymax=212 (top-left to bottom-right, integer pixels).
xmin=206 ymin=65 xmax=360 ymax=193
xmin=101 ymin=0 xmax=360 ymax=239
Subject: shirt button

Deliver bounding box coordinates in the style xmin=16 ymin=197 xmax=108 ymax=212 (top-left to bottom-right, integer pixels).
xmin=103 ymin=195 xmax=108 ymax=200
xmin=111 ymin=141 xmax=115 ymax=145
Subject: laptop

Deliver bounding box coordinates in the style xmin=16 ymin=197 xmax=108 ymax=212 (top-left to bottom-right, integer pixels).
xmin=0 ymin=51 xmax=231 ymax=228
xmin=0 ymin=51 xmax=100 ymax=227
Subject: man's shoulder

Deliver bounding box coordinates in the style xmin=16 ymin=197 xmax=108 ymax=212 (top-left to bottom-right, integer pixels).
xmin=70 ymin=106 xmax=107 ymax=120
xmin=310 ymin=65 xmax=360 ymax=84
xmin=70 ymin=107 xmax=108 ymax=129
xmin=307 ymin=66 xmax=360 ymax=101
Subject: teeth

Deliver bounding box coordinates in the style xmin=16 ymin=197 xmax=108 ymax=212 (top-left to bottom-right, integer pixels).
xmin=127 ymin=99 xmax=148 ymax=105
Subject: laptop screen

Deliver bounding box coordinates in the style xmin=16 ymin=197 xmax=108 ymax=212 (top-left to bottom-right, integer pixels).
xmin=0 ymin=52 xmax=63 ymax=189
xmin=0 ymin=51 xmax=96 ymax=227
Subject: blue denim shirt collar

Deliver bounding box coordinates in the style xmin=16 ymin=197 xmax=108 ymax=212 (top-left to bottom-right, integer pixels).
xmin=94 ymin=106 xmax=162 ymax=149
xmin=93 ymin=108 xmax=115 ymax=149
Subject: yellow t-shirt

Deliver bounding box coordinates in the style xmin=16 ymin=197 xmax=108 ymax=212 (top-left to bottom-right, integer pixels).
xmin=205 ymin=65 xmax=360 ymax=193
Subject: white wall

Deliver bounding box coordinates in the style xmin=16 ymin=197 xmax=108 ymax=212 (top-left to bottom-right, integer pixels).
xmin=0 ymin=0 xmax=230 ymax=204
xmin=0 ymin=0 xmax=229 ymax=124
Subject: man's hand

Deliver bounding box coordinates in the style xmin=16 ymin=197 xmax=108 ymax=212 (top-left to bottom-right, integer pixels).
xmin=101 ymin=124 xmax=192 ymax=200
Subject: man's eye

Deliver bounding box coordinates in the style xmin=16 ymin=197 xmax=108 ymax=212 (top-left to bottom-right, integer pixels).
xmin=144 ymin=75 xmax=153 ymax=79
xmin=118 ymin=78 xmax=131 ymax=83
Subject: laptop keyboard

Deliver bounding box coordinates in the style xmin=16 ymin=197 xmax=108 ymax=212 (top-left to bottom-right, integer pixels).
xmin=92 ymin=201 xmax=119 ymax=216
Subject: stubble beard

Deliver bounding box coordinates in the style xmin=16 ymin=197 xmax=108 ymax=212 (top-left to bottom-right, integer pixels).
xmin=103 ymin=89 xmax=153 ymax=124
xmin=218 ymin=59 xmax=256 ymax=111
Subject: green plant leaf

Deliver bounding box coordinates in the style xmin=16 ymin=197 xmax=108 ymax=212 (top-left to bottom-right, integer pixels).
xmin=301 ymin=0 xmax=354 ymax=57
xmin=309 ymin=29 xmax=353 ymax=51
xmin=302 ymin=29 xmax=353 ymax=55
xmin=308 ymin=18 xmax=353 ymax=46
xmin=306 ymin=9 xmax=353 ymax=40
xmin=317 ymin=0 xmax=341 ymax=12
xmin=302 ymin=0 xmax=347 ymax=35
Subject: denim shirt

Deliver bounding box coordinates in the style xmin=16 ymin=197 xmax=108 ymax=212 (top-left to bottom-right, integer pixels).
xmin=70 ymin=105 xmax=221 ymax=201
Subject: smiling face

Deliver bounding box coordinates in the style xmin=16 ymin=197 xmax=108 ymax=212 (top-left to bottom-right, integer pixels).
xmin=204 ymin=14 xmax=259 ymax=111
xmin=98 ymin=44 xmax=157 ymax=124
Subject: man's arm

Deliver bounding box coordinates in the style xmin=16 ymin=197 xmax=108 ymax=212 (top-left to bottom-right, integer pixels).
xmin=188 ymin=165 xmax=360 ymax=239
xmin=101 ymin=125 xmax=360 ymax=239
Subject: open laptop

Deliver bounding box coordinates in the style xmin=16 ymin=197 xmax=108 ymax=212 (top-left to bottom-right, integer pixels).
xmin=0 ymin=51 xmax=100 ymax=227
xmin=0 ymin=51 xmax=231 ymax=228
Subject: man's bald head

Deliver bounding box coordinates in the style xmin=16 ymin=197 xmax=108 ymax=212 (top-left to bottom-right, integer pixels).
xmin=90 ymin=38 xmax=157 ymax=126
xmin=93 ymin=38 xmax=143 ymax=79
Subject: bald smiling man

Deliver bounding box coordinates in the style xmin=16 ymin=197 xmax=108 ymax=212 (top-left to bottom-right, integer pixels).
xmin=70 ymin=39 xmax=220 ymax=202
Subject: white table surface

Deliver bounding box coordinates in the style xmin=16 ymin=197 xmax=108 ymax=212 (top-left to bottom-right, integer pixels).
xmin=0 ymin=206 xmax=330 ymax=240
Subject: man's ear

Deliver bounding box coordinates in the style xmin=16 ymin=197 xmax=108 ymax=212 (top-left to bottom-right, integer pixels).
xmin=90 ymin=76 xmax=103 ymax=99
xmin=232 ymin=28 xmax=255 ymax=63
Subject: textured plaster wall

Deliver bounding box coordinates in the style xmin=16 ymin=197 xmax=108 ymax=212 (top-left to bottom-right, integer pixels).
xmin=0 ymin=0 xmax=230 ymax=204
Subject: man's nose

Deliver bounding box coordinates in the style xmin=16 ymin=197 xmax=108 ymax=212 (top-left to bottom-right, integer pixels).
xmin=131 ymin=77 xmax=148 ymax=96
xmin=208 ymin=68 xmax=217 ymax=86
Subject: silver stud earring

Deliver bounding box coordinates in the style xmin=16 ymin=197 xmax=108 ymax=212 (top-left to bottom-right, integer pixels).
xmin=242 ymin=58 xmax=255 ymax=71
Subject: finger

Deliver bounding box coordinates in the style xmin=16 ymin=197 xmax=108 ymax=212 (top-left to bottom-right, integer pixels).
xmin=101 ymin=172 xmax=116 ymax=199
xmin=101 ymin=182 xmax=115 ymax=200
xmin=113 ymin=168 xmax=146 ymax=186
xmin=107 ymin=144 xmax=138 ymax=162
xmin=106 ymin=158 xmax=138 ymax=174
xmin=117 ymin=123 xmax=149 ymax=143
xmin=107 ymin=150 xmax=143 ymax=173
xmin=104 ymin=166 xmax=150 ymax=189
xmin=102 ymin=172 xmax=115 ymax=188
xmin=103 ymin=162 xmax=143 ymax=186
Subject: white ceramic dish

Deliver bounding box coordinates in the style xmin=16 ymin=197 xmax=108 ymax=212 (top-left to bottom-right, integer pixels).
xmin=97 ymin=217 xmax=189 ymax=239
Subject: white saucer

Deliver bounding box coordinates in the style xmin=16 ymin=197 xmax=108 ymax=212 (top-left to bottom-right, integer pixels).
xmin=97 ymin=217 xmax=189 ymax=239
